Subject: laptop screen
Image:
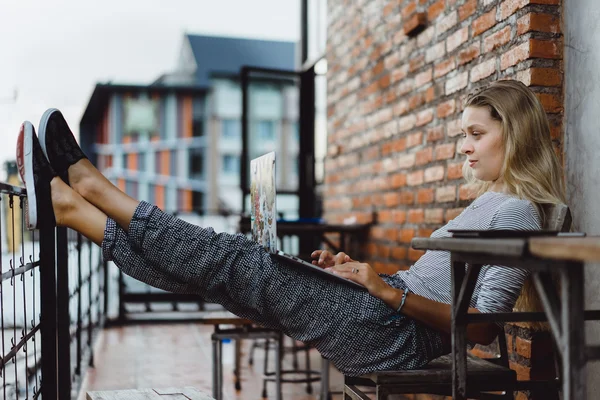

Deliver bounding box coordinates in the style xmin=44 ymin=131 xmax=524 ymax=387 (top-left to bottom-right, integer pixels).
xmin=250 ymin=152 xmax=278 ymax=253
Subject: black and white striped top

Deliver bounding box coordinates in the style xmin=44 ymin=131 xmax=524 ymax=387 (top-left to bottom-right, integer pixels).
xmin=396 ymin=191 xmax=541 ymax=314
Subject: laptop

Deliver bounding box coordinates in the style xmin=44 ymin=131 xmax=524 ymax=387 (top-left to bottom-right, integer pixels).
xmin=250 ymin=152 xmax=366 ymax=291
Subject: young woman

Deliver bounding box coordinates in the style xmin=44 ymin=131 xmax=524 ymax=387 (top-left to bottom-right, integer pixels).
xmin=16 ymin=80 xmax=565 ymax=376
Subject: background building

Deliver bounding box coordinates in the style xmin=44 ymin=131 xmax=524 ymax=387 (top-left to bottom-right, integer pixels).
xmin=80 ymin=34 xmax=300 ymax=216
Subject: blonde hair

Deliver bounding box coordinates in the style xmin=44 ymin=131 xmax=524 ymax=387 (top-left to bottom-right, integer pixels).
xmin=462 ymin=80 xmax=566 ymax=328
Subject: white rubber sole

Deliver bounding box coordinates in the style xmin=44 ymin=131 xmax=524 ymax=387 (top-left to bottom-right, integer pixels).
xmin=16 ymin=122 xmax=38 ymax=230
xmin=38 ymin=107 xmax=60 ymax=161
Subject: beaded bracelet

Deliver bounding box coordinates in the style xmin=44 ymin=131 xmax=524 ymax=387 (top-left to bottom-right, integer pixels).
xmin=396 ymin=288 xmax=410 ymax=313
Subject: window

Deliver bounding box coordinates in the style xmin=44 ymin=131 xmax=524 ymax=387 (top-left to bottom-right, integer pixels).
xmin=256 ymin=120 xmax=275 ymax=141
xmin=192 ymin=119 xmax=204 ymax=137
xmin=189 ymin=148 xmax=204 ymax=179
xmin=222 ymin=119 xmax=240 ymax=139
xmin=222 ymin=155 xmax=239 ymax=175
xmin=138 ymin=151 xmax=146 ymax=172
xmin=155 ymin=151 xmax=162 ymax=174
xmin=192 ymin=191 xmax=204 ymax=214
xmin=170 ymin=150 xmax=177 ymax=176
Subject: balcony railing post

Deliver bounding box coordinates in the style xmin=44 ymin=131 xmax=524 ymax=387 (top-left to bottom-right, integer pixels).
xmin=39 ymin=222 xmax=58 ymax=399
xmin=56 ymin=226 xmax=72 ymax=399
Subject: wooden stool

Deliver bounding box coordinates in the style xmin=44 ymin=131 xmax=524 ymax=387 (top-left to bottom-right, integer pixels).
xmin=87 ymin=387 xmax=214 ymax=399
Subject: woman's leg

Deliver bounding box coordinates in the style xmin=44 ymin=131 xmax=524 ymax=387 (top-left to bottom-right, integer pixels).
xmin=68 ymin=159 xmax=139 ymax=232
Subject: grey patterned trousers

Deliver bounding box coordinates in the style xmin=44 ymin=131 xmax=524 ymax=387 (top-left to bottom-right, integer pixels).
xmin=102 ymin=201 xmax=448 ymax=376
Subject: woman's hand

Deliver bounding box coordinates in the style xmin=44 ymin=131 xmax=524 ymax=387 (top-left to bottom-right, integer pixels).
xmin=325 ymin=262 xmax=390 ymax=297
xmin=310 ymin=250 xmax=355 ymax=268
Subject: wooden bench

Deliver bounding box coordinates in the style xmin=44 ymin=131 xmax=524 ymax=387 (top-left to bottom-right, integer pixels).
xmin=87 ymin=387 xmax=214 ymax=399
xmin=344 ymin=203 xmax=572 ymax=399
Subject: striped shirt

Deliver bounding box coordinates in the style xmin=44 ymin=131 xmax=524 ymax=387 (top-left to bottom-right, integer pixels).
xmin=396 ymin=191 xmax=541 ymax=314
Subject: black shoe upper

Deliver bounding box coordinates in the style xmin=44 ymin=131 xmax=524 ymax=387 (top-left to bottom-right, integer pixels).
xmin=31 ymin=128 xmax=58 ymax=229
xmin=41 ymin=110 xmax=87 ymax=185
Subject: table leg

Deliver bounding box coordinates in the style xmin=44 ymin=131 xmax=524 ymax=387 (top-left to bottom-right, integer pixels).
xmin=212 ymin=338 xmax=222 ymax=400
xmin=320 ymin=357 xmax=330 ymax=400
xmin=451 ymin=256 xmax=467 ymax=400
xmin=562 ymin=263 xmax=586 ymax=400
xmin=275 ymin=332 xmax=283 ymax=400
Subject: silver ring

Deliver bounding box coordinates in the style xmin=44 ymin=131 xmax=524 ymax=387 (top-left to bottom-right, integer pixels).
xmin=352 ymin=267 xmax=359 ymax=274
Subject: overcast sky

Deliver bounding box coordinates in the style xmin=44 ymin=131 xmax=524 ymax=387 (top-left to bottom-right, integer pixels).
xmin=0 ymin=0 xmax=300 ymax=177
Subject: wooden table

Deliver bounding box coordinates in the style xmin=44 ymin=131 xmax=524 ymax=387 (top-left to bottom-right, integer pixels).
xmin=87 ymin=386 xmax=214 ymax=399
xmin=411 ymin=236 xmax=600 ymax=400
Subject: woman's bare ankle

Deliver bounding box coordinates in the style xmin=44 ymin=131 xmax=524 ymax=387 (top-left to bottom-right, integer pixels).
xmin=68 ymin=159 xmax=103 ymax=202
xmin=50 ymin=177 xmax=77 ymax=227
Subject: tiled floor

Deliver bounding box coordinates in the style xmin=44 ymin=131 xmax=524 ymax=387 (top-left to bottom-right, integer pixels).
xmin=77 ymin=323 xmax=349 ymax=400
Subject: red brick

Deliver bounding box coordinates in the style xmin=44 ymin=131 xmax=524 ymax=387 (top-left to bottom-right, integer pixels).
xmin=409 ymin=54 xmax=425 ymax=72
xmin=428 ymin=0 xmax=446 ymax=20
xmin=500 ymin=0 xmax=527 ymax=21
xmin=401 ymin=0 xmax=417 ymax=19
xmin=434 ymin=58 xmax=456 ymax=78
xmin=427 ymin=126 xmax=445 ymax=142
xmin=459 ymin=184 xmax=477 ymax=200
xmin=516 ymin=337 xmax=532 ymax=358
xmin=484 ymin=26 xmax=511 ymax=53
xmin=437 ymin=11 xmax=458 ymax=34
xmin=407 ymin=170 xmax=425 ymax=186
xmin=417 ymin=188 xmax=435 ymax=204
xmin=530 ymin=38 xmax=562 ymax=59
xmin=391 ymin=247 xmax=408 ymax=260
xmin=445 ymin=207 xmax=464 ymax=221
xmin=510 ymin=361 xmax=531 ymax=381
xmin=379 ymin=74 xmax=391 ymax=89
xmin=406 ymin=132 xmax=423 ymax=148
xmin=393 ymin=210 xmax=407 ymax=224
xmin=391 ymin=172 xmax=407 ymax=188
xmin=447 ymin=162 xmax=464 ymax=179
xmin=425 ymin=85 xmax=437 ymax=103
xmin=457 ymin=42 xmax=481 ymax=66
xmin=384 ymin=192 xmax=401 ymax=207
xmin=458 ymin=0 xmax=477 ymax=21
xmin=408 ymin=248 xmax=425 ymax=261
xmin=436 ymin=185 xmax=456 ymax=202
xmin=416 ymin=147 xmax=434 ymax=166
xmin=372 ymin=60 xmax=385 ymax=76
xmin=516 ymin=67 xmax=562 ymax=87
xmin=425 ymin=208 xmax=444 ymax=223
xmin=408 ymin=208 xmax=425 ymax=224
xmin=517 ymin=13 xmax=560 ymax=35
xmin=437 ymin=99 xmax=456 ymax=118
xmin=394 ymin=99 xmax=409 ymax=116
xmin=415 ymin=68 xmax=433 ymax=86
xmin=472 ymin=9 xmax=496 ymax=37
xmin=435 ymin=143 xmax=456 ymax=160
xmin=445 ymin=71 xmax=468 ymax=94
xmin=424 ymin=165 xmax=445 ymax=182
xmin=404 ymin=12 xmax=427 ymax=36
xmin=426 ymin=42 xmax=446 ymax=63
xmin=416 ymin=108 xmax=434 ymax=126
xmin=446 ymin=26 xmax=469 ymax=53
xmin=399 ymin=191 xmax=415 ymax=205
xmin=536 ymin=93 xmax=563 ymax=113
xmin=500 ymin=41 xmax=529 ymax=70
xmin=471 ymin=58 xmax=496 ymax=82
xmin=409 ymin=93 xmax=426 ymax=110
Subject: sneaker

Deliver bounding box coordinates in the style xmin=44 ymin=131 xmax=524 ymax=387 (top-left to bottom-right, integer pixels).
xmin=38 ymin=108 xmax=87 ymax=185
xmin=16 ymin=122 xmax=57 ymax=230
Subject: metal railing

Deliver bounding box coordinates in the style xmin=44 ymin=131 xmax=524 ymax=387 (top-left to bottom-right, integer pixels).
xmin=0 ymin=182 xmax=107 ymax=399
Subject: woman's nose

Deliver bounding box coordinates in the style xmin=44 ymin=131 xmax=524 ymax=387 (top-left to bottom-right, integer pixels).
xmin=459 ymin=139 xmax=473 ymax=154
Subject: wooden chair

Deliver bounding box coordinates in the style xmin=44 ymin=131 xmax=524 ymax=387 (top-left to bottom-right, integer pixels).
xmin=343 ymin=203 xmax=572 ymax=400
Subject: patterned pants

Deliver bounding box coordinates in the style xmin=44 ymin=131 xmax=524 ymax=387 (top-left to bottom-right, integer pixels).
xmin=102 ymin=201 xmax=448 ymax=376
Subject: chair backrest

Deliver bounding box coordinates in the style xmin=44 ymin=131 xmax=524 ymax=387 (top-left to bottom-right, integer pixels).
xmin=541 ymin=203 xmax=572 ymax=232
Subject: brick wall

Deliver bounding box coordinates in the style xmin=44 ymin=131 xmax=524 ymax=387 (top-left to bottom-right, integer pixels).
xmin=324 ymin=0 xmax=563 ymax=398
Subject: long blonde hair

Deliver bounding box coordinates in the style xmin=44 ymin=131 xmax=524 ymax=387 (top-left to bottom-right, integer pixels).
xmin=462 ymin=80 xmax=566 ymax=327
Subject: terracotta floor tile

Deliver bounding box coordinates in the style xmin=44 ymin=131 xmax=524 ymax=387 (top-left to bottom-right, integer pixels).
xmin=77 ymin=322 xmax=349 ymax=400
